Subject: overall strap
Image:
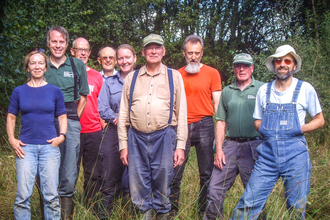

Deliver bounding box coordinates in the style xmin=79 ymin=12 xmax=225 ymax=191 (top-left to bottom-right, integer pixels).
xmin=69 ymin=57 xmax=78 ymax=101
xmin=129 ymin=69 xmax=139 ymax=124
xmin=291 ymin=80 xmax=303 ymax=104
xmin=167 ymin=68 xmax=174 ymax=124
xmin=128 ymin=68 xmax=174 ymax=125
xmin=265 ymin=81 xmax=272 ymax=104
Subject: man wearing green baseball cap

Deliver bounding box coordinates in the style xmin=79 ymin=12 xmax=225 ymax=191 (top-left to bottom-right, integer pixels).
xmin=204 ymin=53 xmax=264 ymax=219
xmin=117 ymin=34 xmax=188 ymax=220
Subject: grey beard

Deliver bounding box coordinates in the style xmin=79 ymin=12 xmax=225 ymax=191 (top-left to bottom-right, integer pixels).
xmin=276 ymin=69 xmax=294 ymax=80
xmin=185 ymin=63 xmax=200 ymax=74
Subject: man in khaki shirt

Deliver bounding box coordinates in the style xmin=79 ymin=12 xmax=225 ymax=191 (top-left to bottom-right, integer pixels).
xmin=117 ymin=34 xmax=187 ymax=219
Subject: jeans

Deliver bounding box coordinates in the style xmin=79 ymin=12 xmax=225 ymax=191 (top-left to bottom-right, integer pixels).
xmin=14 ymin=144 xmax=60 ymax=220
xmin=170 ymin=116 xmax=214 ymax=212
xmin=57 ymin=118 xmax=81 ymax=197
xmin=128 ymin=126 xmax=176 ymax=213
xmin=78 ymin=130 xmax=102 ymax=208
xmin=204 ymin=139 xmax=262 ymax=219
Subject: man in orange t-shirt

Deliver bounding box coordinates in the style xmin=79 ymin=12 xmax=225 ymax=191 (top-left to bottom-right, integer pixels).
xmin=170 ymin=35 xmax=222 ymax=216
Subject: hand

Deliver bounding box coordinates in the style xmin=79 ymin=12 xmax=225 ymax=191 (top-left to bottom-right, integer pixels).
xmin=47 ymin=135 xmax=65 ymax=147
xmin=120 ymin=148 xmax=129 ymax=166
xmin=112 ymin=117 xmax=118 ymax=125
xmin=214 ymin=149 xmax=226 ymax=170
xmin=9 ymin=138 xmax=26 ymax=159
xmin=174 ymin=149 xmax=185 ymax=168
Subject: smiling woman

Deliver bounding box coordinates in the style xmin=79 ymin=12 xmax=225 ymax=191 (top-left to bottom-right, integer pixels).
xmin=6 ymin=50 xmax=68 ymax=220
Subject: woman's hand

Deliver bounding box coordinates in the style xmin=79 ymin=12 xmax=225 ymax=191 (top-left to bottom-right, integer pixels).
xmin=9 ymin=138 xmax=26 ymax=159
xmin=47 ymin=135 xmax=65 ymax=147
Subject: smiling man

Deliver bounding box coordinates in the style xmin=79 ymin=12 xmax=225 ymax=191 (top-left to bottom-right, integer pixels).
xmin=117 ymin=34 xmax=187 ymax=220
xmin=97 ymin=46 xmax=117 ymax=80
xmin=70 ymin=37 xmax=103 ymax=212
xmin=44 ymin=26 xmax=89 ymax=219
xmin=203 ymin=53 xmax=264 ymax=220
xmin=170 ymin=35 xmax=222 ymax=217
xmin=231 ymin=45 xmax=324 ymax=220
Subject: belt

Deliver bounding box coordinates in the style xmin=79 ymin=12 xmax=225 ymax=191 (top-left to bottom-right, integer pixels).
xmin=226 ymin=136 xmax=262 ymax=142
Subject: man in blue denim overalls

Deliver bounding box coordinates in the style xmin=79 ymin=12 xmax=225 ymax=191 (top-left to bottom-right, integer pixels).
xmin=231 ymin=45 xmax=325 ymax=220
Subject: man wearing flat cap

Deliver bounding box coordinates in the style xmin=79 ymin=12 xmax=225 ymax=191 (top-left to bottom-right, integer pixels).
xmin=231 ymin=45 xmax=324 ymax=220
xmin=203 ymin=53 xmax=264 ymax=219
xmin=117 ymin=34 xmax=187 ymax=219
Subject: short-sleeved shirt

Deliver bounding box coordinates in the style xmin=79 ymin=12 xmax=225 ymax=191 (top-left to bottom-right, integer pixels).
xmin=253 ymin=77 xmax=322 ymax=125
xmin=8 ymin=83 xmax=66 ymax=144
xmin=179 ymin=64 xmax=222 ymax=124
xmin=45 ymin=55 xmax=89 ymax=102
xmin=98 ymin=71 xmax=125 ymax=123
xmin=117 ymin=63 xmax=188 ymax=151
xmin=216 ymin=77 xmax=264 ymax=138
xmin=80 ymin=68 xmax=103 ymax=133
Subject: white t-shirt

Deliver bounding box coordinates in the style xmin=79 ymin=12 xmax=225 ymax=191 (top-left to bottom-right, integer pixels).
xmin=253 ymin=77 xmax=322 ymax=125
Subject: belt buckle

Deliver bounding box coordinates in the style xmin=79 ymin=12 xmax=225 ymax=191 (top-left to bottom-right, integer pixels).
xmin=238 ymin=138 xmax=246 ymax=142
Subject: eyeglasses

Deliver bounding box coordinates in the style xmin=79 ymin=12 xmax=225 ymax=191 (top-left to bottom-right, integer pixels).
xmin=73 ymin=48 xmax=91 ymax=53
xmin=101 ymin=56 xmax=115 ymax=61
xmin=234 ymin=64 xmax=252 ymax=69
xmin=274 ymin=58 xmax=294 ymax=65
xmin=144 ymin=45 xmax=163 ymax=52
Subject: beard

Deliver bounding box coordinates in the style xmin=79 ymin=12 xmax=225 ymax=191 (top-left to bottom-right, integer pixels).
xmin=275 ymin=68 xmax=294 ymax=80
xmin=185 ymin=62 xmax=200 ymax=74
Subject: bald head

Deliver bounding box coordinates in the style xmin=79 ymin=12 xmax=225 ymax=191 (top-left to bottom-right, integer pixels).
xmin=70 ymin=37 xmax=91 ymax=66
xmin=97 ymin=47 xmax=117 ymax=77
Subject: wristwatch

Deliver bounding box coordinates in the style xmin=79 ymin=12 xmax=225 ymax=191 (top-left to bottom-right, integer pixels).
xmin=60 ymin=133 xmax=66 ymax=140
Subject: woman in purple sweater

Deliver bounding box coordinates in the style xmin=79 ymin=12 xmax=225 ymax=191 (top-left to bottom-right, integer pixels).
xmin=6 ymin=50 xmax=67 ymax=220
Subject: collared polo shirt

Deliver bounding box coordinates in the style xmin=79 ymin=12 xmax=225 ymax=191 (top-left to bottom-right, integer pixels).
xmin=216 ymin=77 xmax=264 ymax=138
xmin=117 ymin=63 xmax=188 ymax=151
xmin=45 ymin=55 xmax=89 ymax=102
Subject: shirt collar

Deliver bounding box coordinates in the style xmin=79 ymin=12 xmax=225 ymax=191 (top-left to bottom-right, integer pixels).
xmin=139 ymin=63 xmax=166 ymax=76
xmin=229 ymin=76 xmax=256 ymax=90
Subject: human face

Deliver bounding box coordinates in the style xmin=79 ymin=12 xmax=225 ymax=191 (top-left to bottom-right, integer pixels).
xmin=47 ymin=30 xmax=68 ymax=59
xmin=183 ymin=41 xmax=203 ymax=66
xmin=27 ymin=53 xmax=47 ymax=79
xmin=117 ymin=48 xmax=137 ymax=74
xmin=70 ymin=39 xmax=91 ymax=65
xmin=142 ymin=43 xmax=165 ymax=65
xmin=274 ymin=54 xmax=297 ymax=80
xmin=97 ymin=47 xmax=116 ymax=72
xmin=234 ymin=63 xmax=254 ymax=82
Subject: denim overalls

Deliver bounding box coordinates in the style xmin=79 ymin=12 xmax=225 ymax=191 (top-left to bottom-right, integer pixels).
xmin=232 ymin=80 xmax=311 ymax=220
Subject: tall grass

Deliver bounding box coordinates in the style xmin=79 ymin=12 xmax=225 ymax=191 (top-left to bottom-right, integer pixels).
xmin=0 ymin=114 xmax=329 ymax=219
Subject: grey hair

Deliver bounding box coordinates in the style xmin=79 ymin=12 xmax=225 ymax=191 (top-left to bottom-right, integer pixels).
xmin=183 ymin=35 xmax=204 ymax=51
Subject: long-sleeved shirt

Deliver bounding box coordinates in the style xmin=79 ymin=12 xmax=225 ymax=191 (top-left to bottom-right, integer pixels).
xmin=117 ymin=63 xmax=188 ymax=151
xmin=98 ymin=71 xmax=124 ymax=123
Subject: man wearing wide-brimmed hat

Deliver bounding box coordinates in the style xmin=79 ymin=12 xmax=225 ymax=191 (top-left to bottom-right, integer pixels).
xmin=231 ymin=45 xmax=325 ymax=220
xmin=117 ymin=34 xmax=187 ymax=220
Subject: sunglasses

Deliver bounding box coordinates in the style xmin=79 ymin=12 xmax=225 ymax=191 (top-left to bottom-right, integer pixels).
xmin=274 ymin=58 xmax=294 ymax=65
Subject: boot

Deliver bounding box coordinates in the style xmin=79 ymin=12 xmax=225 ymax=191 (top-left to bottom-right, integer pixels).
xmin=142 ymin=209 xmax=154 ymax=220
xmin=156 ymin=212 xmax=170 ymax=220
xmin=61 ymin=196 xmax=74 ymax=220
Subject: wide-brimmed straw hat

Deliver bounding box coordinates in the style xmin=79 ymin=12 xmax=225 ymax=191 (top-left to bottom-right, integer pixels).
xmin=265 ymin=45 xmax=301 ymax=73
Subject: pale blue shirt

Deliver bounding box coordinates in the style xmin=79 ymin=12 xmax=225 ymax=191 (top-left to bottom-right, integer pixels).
xmin=253 ymin=77 xmax=322 ymax=125
xmin=98 ymin=71 xmax=124 ymax=123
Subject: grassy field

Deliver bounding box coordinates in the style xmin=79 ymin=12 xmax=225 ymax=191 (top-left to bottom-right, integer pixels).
xmin=0 ymin=133 xmax=329 ymax=219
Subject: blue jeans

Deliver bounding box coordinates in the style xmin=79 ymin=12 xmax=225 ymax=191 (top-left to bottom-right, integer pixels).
xmin=15 ymin=144 xmax=60 ymax=220
xmin=57 ymin=118 xmax=81 ymax=197
xmin=128 ymin=126 xmax=176 ymax=213
xmin=170 ymin=116 xmax=215 ymax=212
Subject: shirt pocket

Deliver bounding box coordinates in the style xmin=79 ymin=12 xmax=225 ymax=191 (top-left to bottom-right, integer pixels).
xmin=156 ymin=84 xmax=170 ymax=100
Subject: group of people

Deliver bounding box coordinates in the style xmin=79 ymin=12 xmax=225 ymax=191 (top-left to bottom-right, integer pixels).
xmin=6 ymin=25 xmax=324 ymax=220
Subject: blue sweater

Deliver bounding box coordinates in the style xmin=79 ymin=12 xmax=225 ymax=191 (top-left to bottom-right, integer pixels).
xmin=8 ymin=83 xmax=67 ymax=145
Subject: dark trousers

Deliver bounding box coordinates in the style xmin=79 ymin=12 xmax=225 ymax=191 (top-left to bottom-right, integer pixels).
xmin=170 ymin=116 xmax=215 ymax=213
xmin=99 ymin=124 xmax=125 ymax=217
xmin=204 ymin=139 xmax=262 ymax=219
xmin=78 ymin=130 xmax=102 ymax=208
